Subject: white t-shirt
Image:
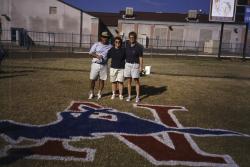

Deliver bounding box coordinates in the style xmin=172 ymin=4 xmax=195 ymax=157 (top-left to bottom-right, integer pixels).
xmin=89 ymin=42 xmax=112 ymax=64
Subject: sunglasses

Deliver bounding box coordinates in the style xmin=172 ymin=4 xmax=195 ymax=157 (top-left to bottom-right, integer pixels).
xmin=115 ymin=41 xmax=121 ymax=44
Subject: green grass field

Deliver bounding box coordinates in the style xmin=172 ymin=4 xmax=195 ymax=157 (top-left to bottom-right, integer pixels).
xmin=0 ymin=55 xmax=250 ymax=167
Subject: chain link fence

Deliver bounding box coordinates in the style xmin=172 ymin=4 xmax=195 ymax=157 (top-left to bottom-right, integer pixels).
xmin=0 ymin=29 xmax=250 ymax=58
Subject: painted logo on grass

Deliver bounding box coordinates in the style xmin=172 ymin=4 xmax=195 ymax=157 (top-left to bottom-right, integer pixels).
xmin=0 ymin=101 xmax=249 ymax=166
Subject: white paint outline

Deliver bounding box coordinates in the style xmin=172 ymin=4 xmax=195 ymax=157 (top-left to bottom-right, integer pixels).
xmin=120 ymin=103 xmax=238 ymax=167
xmin=0 ymin=139 xmax=95 ymax=162
xmin=0 ymin=101 xmax=247 ymax=166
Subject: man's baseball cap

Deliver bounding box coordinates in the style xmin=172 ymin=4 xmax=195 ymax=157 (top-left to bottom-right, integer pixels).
xmin=101 ymin=31 xmax=109 ymax=38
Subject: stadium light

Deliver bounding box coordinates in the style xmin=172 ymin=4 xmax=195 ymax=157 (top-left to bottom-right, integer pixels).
xmin=1 ymin=14 xmax=11 ymax=21
xmin=234 ymin=28 xmax=238 ymax=33
xmin=168 ymin=25 xmax=184 ymax=31
xmin=168 ymin=26 xmax=173 ymax=31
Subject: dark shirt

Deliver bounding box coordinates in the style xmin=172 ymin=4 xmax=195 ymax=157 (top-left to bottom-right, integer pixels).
xmin=107 ymin=47 xmax=126 ymax=69
xmin=125 ymin=42 xmax=143 ymax=64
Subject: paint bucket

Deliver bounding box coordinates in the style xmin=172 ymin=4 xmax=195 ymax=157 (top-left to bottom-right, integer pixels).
xmin=145 ymin=66 xmax=151 ymax=75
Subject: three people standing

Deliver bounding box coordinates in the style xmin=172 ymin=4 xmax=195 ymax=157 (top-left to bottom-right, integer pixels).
xmin=88 ymin=31 xmax=143 ymax=103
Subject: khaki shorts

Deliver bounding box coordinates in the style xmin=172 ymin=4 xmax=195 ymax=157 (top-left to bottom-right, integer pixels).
xmin=90 ymin=63 xmax=108 ymax=80
xmin=124 ymin=63 xmax=140 ymax=79
xmin=110 ymin=68 xmax=124 ymax=83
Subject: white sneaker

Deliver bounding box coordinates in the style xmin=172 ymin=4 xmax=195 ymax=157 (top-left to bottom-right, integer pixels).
xmin=126 ymin=96 xmax=131 ymax=102
xmin=88 ymin=93 xmax=94 ymax=99
xmin=135 ymin=97 xmax=140 ymax=103
xmin=119 ymin=95 xmax=123 ymax=100
xmin=111 ymin=94 xmax=115 ymax=100
xmin=97 ymin=93 xmax=102 ymax=100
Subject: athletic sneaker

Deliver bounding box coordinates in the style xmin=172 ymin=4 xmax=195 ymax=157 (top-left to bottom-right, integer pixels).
xmin=88 ymin=93 xmax=94 ymax=99
xmin=111 ymin=94 xmax=116 ymax=100
xmin=97 ymin=93 xmax=102 ymax=100
xmin=126 ymin=96 xmax=131 ymax=102
xmin=119 ymin=95 xmax=123 ymax=100
xmin=135 ymin=97 xmax=140 ymax=103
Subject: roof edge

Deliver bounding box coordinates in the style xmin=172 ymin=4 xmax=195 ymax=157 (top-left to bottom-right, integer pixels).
xmin=57 ymin=0 xmax=82 ymax=11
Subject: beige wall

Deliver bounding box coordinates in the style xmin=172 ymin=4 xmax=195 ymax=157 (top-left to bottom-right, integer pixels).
xmin=0 ymin=0 xmax=99 ymax=46
xmin=0 ymin=0 xmax=12 ymax=30
xmin=121 ymin=23 xmax=135 ymax=37
xmin=0 ymin=1 xmax=97 ymax=34
xmin=118 ymin=19 xmax=246 ymax=49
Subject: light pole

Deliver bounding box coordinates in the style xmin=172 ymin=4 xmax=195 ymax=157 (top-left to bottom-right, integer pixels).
xmin=1 ymin=14 xmax=11 ymax=22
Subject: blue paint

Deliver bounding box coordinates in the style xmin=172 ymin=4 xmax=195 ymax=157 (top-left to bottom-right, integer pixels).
xmin=0 ymin=106 xmax=244 ymax=142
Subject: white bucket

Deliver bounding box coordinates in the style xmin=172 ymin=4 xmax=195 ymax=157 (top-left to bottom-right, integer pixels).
xmin=145 ymin=66 xmax=151 ymax=75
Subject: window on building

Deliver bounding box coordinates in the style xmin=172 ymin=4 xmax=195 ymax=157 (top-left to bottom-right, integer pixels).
xmin=122 ymin=24 xmax=135 ymax=38
xmin=222 ymin=30 xmax=232 ymax=51
xmin=170 ymin=29 xmax=184 ymax=47
xmin=154 ymin=28 xmax=167 ymax=47
xmin=199 ymin=29 xmax=212 ymax=42
xmin=49 ymin=6 xmax=57 ymax=14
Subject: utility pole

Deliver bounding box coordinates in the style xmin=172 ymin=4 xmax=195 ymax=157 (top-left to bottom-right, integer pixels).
xmin=218 ymin=22 xmax=224 ymax=59
xmin=243 ymin=23 xmax=249 ymax=61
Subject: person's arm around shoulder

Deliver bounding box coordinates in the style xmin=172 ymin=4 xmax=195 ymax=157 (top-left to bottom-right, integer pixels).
xmin=107 ymin=47 xmax=113 ymax=60
xmin=121 ymin=47 xmax=126 ymax=59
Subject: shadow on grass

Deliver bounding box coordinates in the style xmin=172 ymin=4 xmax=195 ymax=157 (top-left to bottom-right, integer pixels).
xmin=0 ymin=69 xmax=36 ymax=74
xmin=0 ymin=69 xmax=35 ymax=79
xmin=140 ymin=85 xmax=167 ymax=100
xmin=2 ymin=65 xmax=89 ymax=72
xmin=0 ymin=74 xmax=29 ymax=79
xmin=102 ymin=84 xmax=167 ymax=101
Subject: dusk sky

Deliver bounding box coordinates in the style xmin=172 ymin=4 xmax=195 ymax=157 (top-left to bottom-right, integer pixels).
xmin=64 ymin=0 xmax=211 ymax=14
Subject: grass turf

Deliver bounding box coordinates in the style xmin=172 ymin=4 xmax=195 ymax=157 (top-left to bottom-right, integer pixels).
xmin=0 ymin=55 xmax=250 ymax=167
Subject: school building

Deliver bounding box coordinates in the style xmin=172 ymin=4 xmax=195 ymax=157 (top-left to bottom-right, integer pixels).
xmin=0 ymin=0 xmax=249 ymax=54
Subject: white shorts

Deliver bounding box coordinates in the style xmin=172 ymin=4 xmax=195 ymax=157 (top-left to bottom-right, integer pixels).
xmin=110 ymin=68 xmax=124 ymax=83
xmin=90 ymin=63 xmax=108 ymax=80
xmin=124 ymin=63 xmax=140 ymax=79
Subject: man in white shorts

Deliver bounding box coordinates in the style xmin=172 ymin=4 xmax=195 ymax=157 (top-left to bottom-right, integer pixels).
xmin=88 ymin=31 xmax=112 ymax=100
xmin=124 ymin=31 xmax=143 ymax=103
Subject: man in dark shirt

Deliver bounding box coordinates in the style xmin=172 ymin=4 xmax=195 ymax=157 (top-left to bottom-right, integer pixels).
xmin=107 ymin=36 xmax=126 ymax=100
xmin=124 ymin=31 xmax=143 ymax=103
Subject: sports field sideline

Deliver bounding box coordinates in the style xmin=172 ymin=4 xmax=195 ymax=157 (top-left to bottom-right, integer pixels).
xmin=0 ymin=55 xmax=250 ymax=167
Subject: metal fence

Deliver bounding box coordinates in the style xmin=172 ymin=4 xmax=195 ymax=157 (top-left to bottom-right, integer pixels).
xmin=0 ymin=29 xmax=98 ymax=48
xmin=0 ymin=29 xmax=249 ymax=58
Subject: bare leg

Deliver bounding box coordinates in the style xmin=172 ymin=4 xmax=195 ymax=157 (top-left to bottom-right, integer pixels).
xmin=88 ymin=79 xmax=96 ymax=99
xmin=127 ymin=78 xmax=132 ymax=98
xmin=112 ymin=82 xmax=117 ymax=94
xmin=134 ymin=78 xmax=140 ymax=98
xmin=118 ymin=82 xmax=123 ymax=96
xmin=98 ymin=79 xmax=105 ymax=94
xmin=90 ymin=80 xmax=96 ymax=94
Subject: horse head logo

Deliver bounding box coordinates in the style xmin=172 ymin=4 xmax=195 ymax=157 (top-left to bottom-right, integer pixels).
xmin=0 ymin=101 xmax=248 ymax=166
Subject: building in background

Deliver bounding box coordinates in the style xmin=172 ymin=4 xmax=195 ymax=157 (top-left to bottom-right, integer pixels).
xmin=0 ymin=0 xmax=248 ymax=55
xmin=0 ymin=0 xmax=101 ymax=47
xmin=117 ymin=10 xmax=246 ymax=53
